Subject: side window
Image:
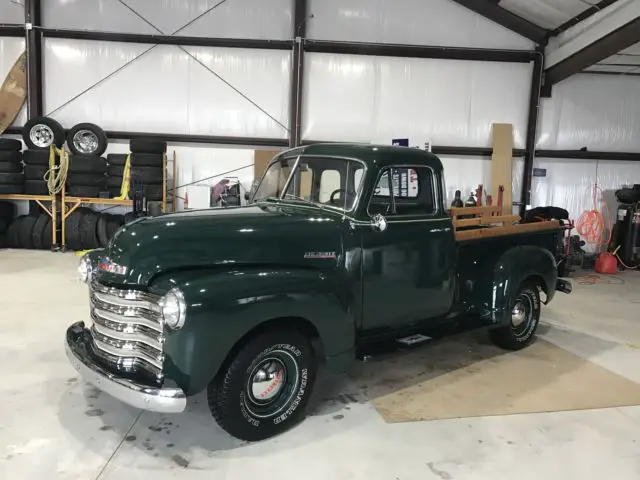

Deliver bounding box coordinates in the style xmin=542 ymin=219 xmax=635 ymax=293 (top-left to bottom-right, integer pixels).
xmin=318 ymin=169 xmax=341 ymax=202
xmin=369 ymin=167 xmax=435 ymax=216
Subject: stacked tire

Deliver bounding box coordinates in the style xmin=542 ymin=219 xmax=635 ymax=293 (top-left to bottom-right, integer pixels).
xmin=106 ymin=138 xmax=165 ymax=201
xmin=23 ymin=150 xmax=57 ymax=195
xmin=65 ymin=207 xmax=125 ymax=250
xmin=67 ymin=154 xmax=107 ymax=198
xmin=0 ymin=200 xmax=16 ymax=247
xmin=0 ymin=139 xmax=24 ymax=194
xmin=4 ymin=213 xmax=54 ymax=250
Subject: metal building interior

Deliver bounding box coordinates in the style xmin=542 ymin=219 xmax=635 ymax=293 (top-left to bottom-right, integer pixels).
xmin=1 ymin=0 xmax=640 ymax=478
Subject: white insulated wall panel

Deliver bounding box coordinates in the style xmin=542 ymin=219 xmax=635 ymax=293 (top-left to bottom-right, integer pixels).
xmin=0 ymin=37 xmax=26 ymax=127
xmin=307 ymin=0 xmax=534 ymax=49
xmin=0 ymin=2 xmax=23 ymax=23
xmin=440 ymin=156 xmax=524 ymax=209
xmin=537 ymin=74 xmax=640 ymax=152
xmin=43 ymin=39 xmax=290 ymax=139
xmin=530 ymin=158 xmax=640 ymax=230
xmin=42 ymin=0 xmax=291 ymax=40
xmin=303 ymin=53 xmax=531 ymax=149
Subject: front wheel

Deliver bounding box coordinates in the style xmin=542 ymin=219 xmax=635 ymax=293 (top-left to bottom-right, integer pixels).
xmin=207 ymin=329 xmax=317 ymax=441
xmin=489 ymin=281 xmax=541 ymax=350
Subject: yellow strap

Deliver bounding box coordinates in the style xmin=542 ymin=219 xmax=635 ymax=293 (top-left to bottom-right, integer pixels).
xmin=44 ymin=145 xmax=69 ymax=195
xmin=115 ymin=153 xmax=131 ymax=200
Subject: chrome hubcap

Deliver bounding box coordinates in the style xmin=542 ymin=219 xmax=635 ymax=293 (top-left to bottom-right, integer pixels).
xmin=30 ymin=125 xmax=54 ymax=148
xmin=250 ymin=360 xmax=286 ymax=402
xmin=73 ymin=130 xmax=99 ymax=154
xmin=511 ymin=301 xmax=526 ymax=327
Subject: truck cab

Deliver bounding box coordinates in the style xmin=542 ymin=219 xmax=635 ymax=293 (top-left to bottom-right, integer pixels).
xmin=66 ymin=143 xmax=570 ymax=442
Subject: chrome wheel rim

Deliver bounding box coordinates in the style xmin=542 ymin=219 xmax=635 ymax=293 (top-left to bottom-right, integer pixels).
xmin=250 ymin=359 xmax=286 ymax=402
xmin=511 ymin=301 xmax=526 ymax=327
xmin=511 ymin=294 xmax=534 ymax=337
xmin=243 ymin=350 xmax=299 ymax=419
xmin=73 ymin=129 xmax=99 ymax=154
xmin=30 ymin=124 xmax=54 ymax=148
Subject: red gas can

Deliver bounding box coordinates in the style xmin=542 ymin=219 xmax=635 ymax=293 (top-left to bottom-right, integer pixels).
xmin=594 ymin=252 xmax=617 ymax=274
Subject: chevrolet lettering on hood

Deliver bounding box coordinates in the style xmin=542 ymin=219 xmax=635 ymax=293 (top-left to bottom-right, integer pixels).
xmin=303 ymin=251 xmax=336 ymax=259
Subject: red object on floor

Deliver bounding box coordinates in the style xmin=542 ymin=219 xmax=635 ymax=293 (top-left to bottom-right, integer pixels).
xmin=594 ymin=252 xmax=617 ymax=274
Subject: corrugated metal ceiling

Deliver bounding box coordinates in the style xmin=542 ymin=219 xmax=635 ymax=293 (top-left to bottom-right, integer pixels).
xmin=498 ymin=0 xmax=601 ymax=29
xmin=584 ymin=42 xmax=640 ymax=74
xmin=497 ymin=0 xmax=634 ymax=75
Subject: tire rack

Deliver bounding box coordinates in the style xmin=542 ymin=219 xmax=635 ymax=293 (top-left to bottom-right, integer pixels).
xmin=60 ymin=191 xmax=132 ymax=251
xmin=59 ymin=151 xmax=169 ymax=250
xmin=0 ymin=194 xmax=58 ymax=249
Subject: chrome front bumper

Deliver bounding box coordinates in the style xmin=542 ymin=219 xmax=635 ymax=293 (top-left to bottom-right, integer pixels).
xmin=65 ymin=322 xmax=186 ymax=413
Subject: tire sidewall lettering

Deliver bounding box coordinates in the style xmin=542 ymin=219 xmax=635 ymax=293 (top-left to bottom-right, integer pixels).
xmin=515 ymin=288 xmax=540 ymax=342
xmin=239 ymin=391 xmax=260 ymax=427
xmin=241 ymin=342 xmax=308 ymax=428
xmin=273 ymin=368 xmax=308 ymax=425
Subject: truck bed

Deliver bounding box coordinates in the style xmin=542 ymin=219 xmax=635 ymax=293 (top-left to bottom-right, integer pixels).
xmin=450 ymin=206 xmax=560 ymax=242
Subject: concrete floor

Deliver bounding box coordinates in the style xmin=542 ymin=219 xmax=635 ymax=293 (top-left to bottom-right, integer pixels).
xmin=1 ymin=249 xmax=640 ymax=479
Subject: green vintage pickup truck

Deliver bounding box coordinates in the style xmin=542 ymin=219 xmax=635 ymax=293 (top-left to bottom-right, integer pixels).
xmin=65 ymin=143 xmax=571 ymax=441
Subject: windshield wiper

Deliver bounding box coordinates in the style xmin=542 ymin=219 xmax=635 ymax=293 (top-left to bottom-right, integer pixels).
xmin=281 ymin=193 xmax=327 ymax=211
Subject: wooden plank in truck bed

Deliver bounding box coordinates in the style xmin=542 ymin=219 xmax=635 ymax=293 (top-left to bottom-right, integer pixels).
xmin=455 ymin=220 xmax=560 ymax=241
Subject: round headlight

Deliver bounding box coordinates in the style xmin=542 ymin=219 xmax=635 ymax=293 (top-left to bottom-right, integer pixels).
xmin=78 ymin=255 xmax=91 ymax=284
xmin=161 ymin=288 xmax=187 ymax=330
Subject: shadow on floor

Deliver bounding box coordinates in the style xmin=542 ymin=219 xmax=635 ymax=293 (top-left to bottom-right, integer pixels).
xmin=54 ymin=323 xmax=635 ymax=465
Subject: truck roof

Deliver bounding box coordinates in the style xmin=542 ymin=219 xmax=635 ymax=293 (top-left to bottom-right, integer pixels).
xmin=278 ymin=143 xmax=443 ymax=171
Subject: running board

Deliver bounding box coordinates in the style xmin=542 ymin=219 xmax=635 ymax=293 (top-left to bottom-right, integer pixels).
xmin=396 ymin=334 xmax=432 ymax=346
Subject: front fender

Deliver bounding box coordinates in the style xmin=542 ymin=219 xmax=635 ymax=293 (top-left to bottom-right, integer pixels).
xmin=149 ymin=267 xmax=355 ymax=395
xmin=490 ymin=245 xmax=558 ymax=325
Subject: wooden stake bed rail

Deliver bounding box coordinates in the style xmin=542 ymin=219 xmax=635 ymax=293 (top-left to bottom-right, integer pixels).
xmin=449 ymin=206 xmax=560 ymax=241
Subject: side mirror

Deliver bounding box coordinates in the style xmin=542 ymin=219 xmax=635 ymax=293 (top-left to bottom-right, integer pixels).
xmin=371 ymin=213 xmax=388 ymax=232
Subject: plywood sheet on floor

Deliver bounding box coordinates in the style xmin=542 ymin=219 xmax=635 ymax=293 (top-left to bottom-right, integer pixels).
xmin=351 ymin=333 xmax=640 ymax=423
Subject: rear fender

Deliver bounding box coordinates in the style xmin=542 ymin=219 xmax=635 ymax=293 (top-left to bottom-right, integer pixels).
xmin=489 ymin=246 xmax=557 ymax=325
xmin=150 ymin=267 xmax=355 ymax=395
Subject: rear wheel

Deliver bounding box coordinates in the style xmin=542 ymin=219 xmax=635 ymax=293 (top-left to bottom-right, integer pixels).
xmin=207 ymin=329 xmax=317 ymax=442
xmin=489 ymin=281 xmax=541 ymax=350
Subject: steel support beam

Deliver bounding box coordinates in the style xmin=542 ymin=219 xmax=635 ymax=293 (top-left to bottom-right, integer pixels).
xmin=546 ymin=17 xmax=640 ymax=86
xmin=536 ymin=149 xmax=640 ymax=161
xmin=521 ymin=47 xmax=544 ymax=216
xmin=304 ymin=40 xmax=535 ymax=63
xmin=38 ymin=28 xmax=292 ymax=50
xmin=101 ymin=131 xmax=288 ymax=147
xmin=5 ymin=126 xmax=287 ymax=147
xmin=289 ymin=0 xmax=307 ymax=147
xmin=0 ymin=24 xmax=24 ymax=37
xmin=449 ymin=0 xmax=548 ymax=44
xmin=25 ymin=0 xmax=43 ymax=118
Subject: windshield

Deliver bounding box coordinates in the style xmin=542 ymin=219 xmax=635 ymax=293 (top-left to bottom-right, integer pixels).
xmin=252 ymin=155 xmax=365 ymax=211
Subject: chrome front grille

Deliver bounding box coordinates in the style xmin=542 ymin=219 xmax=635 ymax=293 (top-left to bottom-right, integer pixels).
xmin=88 ymin=281 xmax=164 ymax=379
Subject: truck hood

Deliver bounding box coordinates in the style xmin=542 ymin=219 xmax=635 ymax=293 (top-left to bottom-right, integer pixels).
xmin=97 ymin=202 xmax=345 ymax=286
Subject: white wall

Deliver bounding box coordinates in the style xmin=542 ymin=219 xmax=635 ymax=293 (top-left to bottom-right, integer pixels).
xmin=0 ymin=1 xmax=23 ymax=24
xmin=43 ymin=39 xmax=291 ymax=140
xmin=537 ymin=73 xmax=640 ymax=152
xmin=307 ymin=0 xmax=534 ymax=50
xmin=303 ymin=53 xmax=532 ymax=149
xmin=42 ymin=0 xmax=292 ymax=39
xmin=531 ymin=73 xmax=640 ymax=227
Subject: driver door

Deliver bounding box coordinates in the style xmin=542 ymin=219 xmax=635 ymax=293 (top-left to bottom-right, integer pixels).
xmin=359 ymin=166 xmax=455 ymax=333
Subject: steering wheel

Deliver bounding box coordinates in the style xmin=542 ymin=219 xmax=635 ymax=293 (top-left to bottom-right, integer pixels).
xmin=329 ymin=188 xmax=356 ymax=206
